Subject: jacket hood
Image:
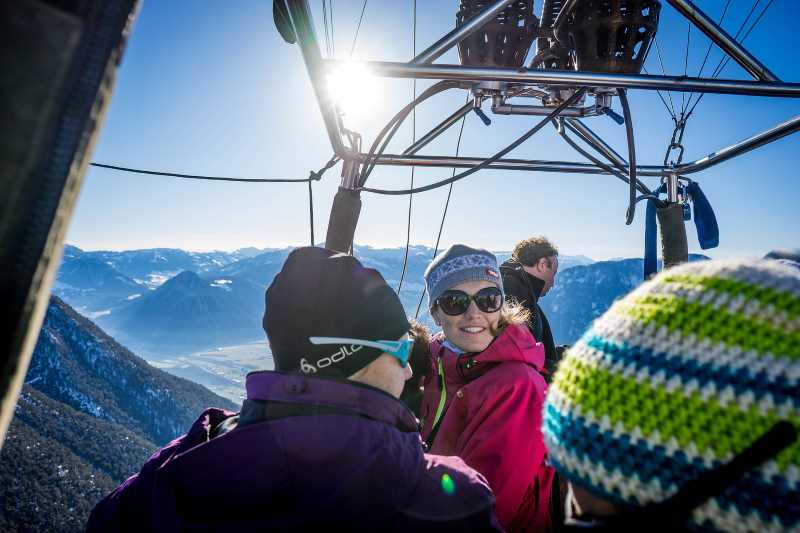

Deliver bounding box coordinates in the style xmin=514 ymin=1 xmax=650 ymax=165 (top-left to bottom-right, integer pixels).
xmin=432 ymin=324 xmax=545 ymax=380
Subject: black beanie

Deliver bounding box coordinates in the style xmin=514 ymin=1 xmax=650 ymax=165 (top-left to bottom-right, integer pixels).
xmin=263 ymin=247 xmax=411 ymax=378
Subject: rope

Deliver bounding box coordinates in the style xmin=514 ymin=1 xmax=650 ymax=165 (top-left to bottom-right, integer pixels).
xmin=414 ymin=94 xmax=470 ymax=319
xmin=89 ymin=161 xmax=337 ymax=183
xmin=330 ymin=0 xmax=335 ymax=56
xmin=349 ymin=0 xmax=369 ymax=58
xmin=397 ymin=0 xmax=417 ymax=294
xmin=360 ymin=89 xmax=587 ymax=196
xmin=90 ymin=157 xmax=338 ymax=251
xmin=321 ymin=0 xmax=331 ymax=56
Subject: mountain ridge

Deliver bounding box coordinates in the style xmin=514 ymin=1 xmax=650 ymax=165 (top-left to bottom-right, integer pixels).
xmin=27 ymin=296 xmax=236 ymax=444
xmin=2 ymin=296 xmax=237 ymax=532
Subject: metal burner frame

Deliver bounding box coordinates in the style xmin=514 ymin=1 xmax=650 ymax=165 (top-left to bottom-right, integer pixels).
xmin=280 ymin=0 xmax=800 ymax=249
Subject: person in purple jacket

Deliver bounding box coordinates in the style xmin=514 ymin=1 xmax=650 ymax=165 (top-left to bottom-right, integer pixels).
xmin=87 ymin=246 xmax=501 ymax=532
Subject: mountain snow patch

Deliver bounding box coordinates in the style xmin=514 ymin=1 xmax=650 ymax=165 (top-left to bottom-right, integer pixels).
xmin=211 ymin=279 xmax=233 ymax=292
xmin=144 ymin=271 xmax=181 ymax=288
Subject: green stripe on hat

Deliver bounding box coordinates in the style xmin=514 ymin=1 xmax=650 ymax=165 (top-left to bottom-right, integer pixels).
xmin=551 ymin=352 xmax=800 ymax=469
xmin=617 ymin=294 xmax=800 ymax=360
xmin=659 ymin=273 xmax=800 ymax=321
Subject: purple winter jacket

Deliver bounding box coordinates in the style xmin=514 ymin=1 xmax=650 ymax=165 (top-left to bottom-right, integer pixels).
xmin=87 ymin=371 xmax=502 ymax=532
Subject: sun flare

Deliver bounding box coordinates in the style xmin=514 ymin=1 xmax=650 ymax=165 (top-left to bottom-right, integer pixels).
xmin=326 ymin=61 xmax=382 ymax=123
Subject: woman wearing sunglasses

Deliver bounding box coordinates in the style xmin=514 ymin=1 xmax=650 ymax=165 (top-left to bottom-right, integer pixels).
xmin=419 ymin=244 xmax=555 ymax=533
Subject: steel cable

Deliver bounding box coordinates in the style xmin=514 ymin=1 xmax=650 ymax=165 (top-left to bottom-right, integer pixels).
xmin=349 ymin=0 xmax=368 ymax=58
xmin=695 ymin=0 xmax=734 ymax=79
xmin=553 ymin=119 xmax=653 ymax=197
xmin=360 ymin=89 xmax=587 ymax=196
xmin=397 ymin=0 xmax=418 ymax=294
xmin=414 ymin=95 xmax=470 ymax=319
xmin=359 ymin=81 xmax=461 ymax=186
xmin=681 ymin=22 xmax=691 ymax=114
xmin=321 ymin=0 xmax=331 ymax=56
xmin=89 ymin=161 xmax=338 ymax=183
xmin=686 ymin=0 xmax=772 ymax=116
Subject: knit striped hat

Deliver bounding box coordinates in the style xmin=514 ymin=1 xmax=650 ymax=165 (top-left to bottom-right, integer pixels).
xmin=424 ymin=244 xmax=503 ymax=308
xmin=543 ymin=259 xmax=800 ymax=532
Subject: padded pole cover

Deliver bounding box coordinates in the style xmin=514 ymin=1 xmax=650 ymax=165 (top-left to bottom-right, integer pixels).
xmin=657 ymin=203 xmax=689 ymax=270
xmin=325 ymin=187 xmax=362 ymax=253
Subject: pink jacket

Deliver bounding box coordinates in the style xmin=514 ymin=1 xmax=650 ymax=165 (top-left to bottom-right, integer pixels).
xmin=420 ymin=324 xmax=554 ymax=532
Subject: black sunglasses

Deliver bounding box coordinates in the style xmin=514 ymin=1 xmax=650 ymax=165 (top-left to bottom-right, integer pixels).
xmin=434 ymin=287 xmax=503 ymax=316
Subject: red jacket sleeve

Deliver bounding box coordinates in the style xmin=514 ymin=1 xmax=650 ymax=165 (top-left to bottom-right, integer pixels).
xmin=455 ymin=365 xmax=549 ymax=531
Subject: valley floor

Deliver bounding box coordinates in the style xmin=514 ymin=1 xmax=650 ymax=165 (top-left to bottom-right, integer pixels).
xmin=147 ymin=341 xmax=273 ymax=403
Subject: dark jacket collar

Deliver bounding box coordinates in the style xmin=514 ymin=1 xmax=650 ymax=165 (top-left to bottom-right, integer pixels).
xmin=244 ymin=371 xmax=419 ymax=433
xmin=500 ymin=258 xmax=545 ymax=299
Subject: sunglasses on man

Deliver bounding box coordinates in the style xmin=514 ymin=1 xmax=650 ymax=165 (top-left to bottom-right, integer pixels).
xmin=434 ymin=286 xmax=504 ymax=316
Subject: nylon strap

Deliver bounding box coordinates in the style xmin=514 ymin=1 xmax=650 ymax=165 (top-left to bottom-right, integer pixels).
xmin=431 ymin=357 xmax=447 ymax=430
xmin=644 ymin=181 xmax=719 ymax=279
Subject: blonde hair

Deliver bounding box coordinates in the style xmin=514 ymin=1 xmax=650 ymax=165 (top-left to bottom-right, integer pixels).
xmin=490 ymin=298 xmax=530 ymax=337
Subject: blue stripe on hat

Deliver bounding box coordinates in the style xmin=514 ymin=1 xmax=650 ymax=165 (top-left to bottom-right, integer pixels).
xmin=581 ymin=333 xmax=799 ymax=410
xmin=544 ymin=404 xmax=800 ymax=528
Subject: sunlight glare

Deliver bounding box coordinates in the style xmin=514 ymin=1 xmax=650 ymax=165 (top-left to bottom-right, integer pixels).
xmin=326 ymin=61 xmax=382 ymax=124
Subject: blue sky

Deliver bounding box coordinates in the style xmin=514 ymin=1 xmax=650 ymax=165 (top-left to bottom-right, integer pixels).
xmin=66 ymin=1 xmax=800 ymax=259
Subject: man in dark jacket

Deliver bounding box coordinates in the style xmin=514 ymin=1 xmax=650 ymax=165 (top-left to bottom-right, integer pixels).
xmin=500 ymin=236 xmax=561 ymax=380
xmin=88 ymin=247 xmax=500 ymax=532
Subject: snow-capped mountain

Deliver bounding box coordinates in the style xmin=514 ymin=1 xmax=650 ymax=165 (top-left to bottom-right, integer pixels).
xmin=87 ymin=246 xmax=266 ymax=282
xmin=53 ymin=255 xmax=143 ymax=314
xmin=54 ymin=243 xmax=605 ymax=357
xmin=58 ymin=245 xmax=270 ymax=290
xmin=97 ymin=271 xmax=265 ymax=356
xmin=203 ymin=248 xmax=293 ymax=287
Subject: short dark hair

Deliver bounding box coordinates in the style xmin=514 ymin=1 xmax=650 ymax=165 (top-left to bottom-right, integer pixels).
xmin=512 ymin=236 xmax=558 ymax=267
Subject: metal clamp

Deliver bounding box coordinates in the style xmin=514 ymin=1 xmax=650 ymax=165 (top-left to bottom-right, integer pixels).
xmin=663 ymin=115 xmax=690 ymax=167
